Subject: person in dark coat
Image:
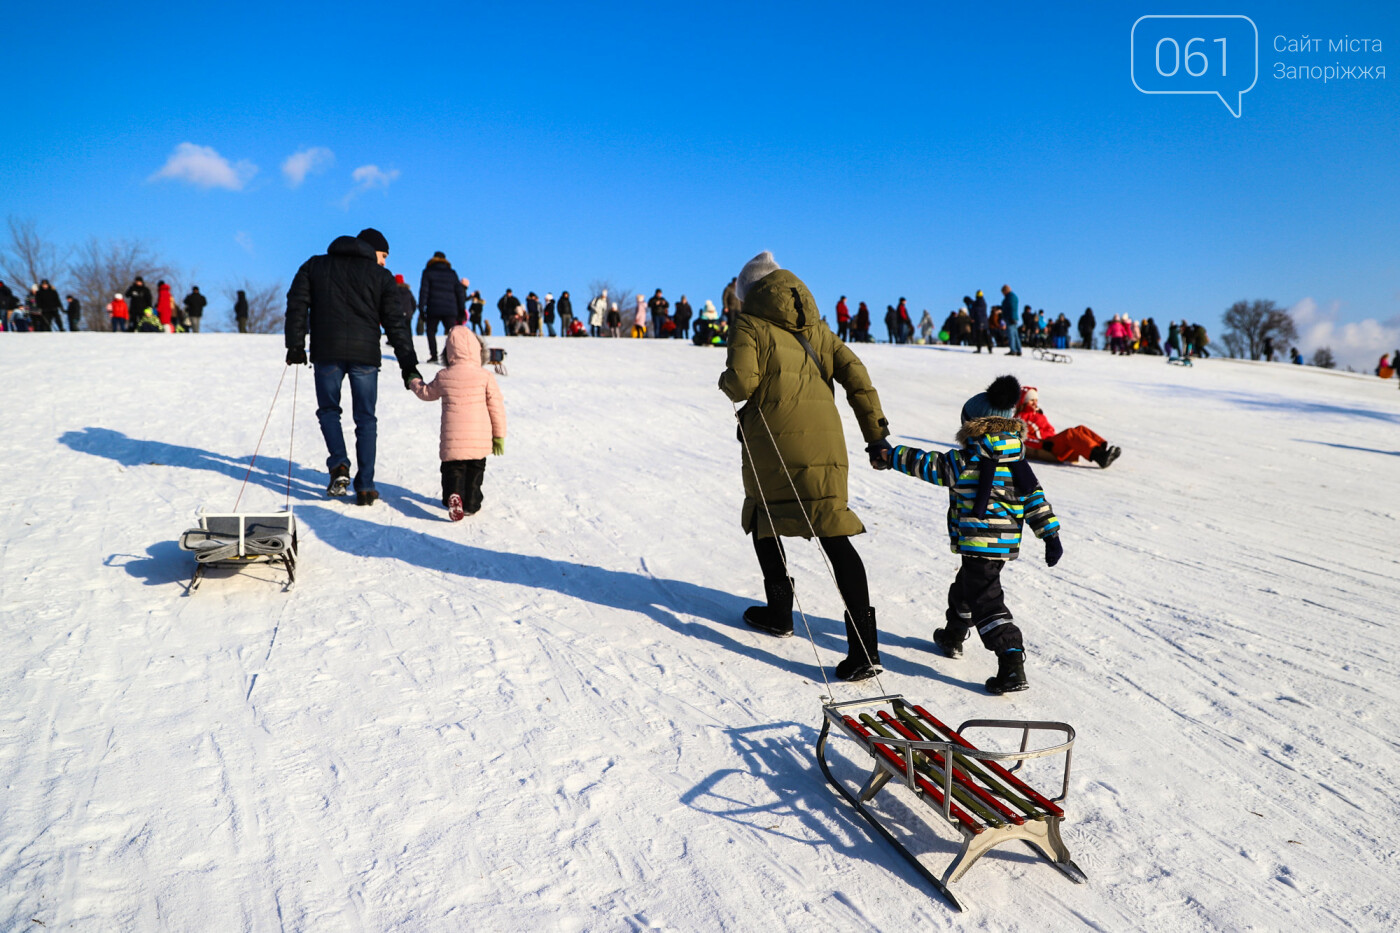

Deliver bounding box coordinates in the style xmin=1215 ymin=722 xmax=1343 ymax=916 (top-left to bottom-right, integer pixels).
xmin=285 ymin=227 xmax=420 ymax=505
xmin=647 ymin=289 xmax=670 ymax=338
xmin=395 ymin=274 xmax=416 ymax=343
xmin=467 ymin=291 xmax=485 ymax=334
xmin=720 ymin=251 xmax=892 ymax=683
xmin=0 ymin=280 xmax=17 ymax=330
xmin=964 ymin=291 xmax=991 ymax=352
xmin=1077 ymin=307 xmax=1096 ymax=350
xmin=673 ymin=294 xmax=692 ymax=339
xmin=542 ymin=293 xmax=557 ymax=336
xmin=35 ymin=280 xmax=64 ymax=331
xmin=125 ymin=277 xmax=153 ymax=323
xmin=854 ymin=301 xmax=871 ymax=342
xmin=182 ymin=286 xmax=206 ymax=332
xmin=722 ymin=277 xmax=741 ymax=331
xmin=234 ymin=290 xmax=249 ymax=332
xmin=419 ymin=251 xmax=466 ymax=362
xmin=525 ymin=292 xmax=541 ymax=336
xmin=497 ymin=289 xmax=520 ymax=333
xmin=557 ymin=290 xmax=573 ymax=336
xmin=65 ymin=295 xmax=82 ymax=332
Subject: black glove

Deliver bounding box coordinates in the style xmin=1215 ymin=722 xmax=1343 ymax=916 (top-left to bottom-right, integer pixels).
xmin=403 ymin=369 xmax=422 ymax=389
xmin=1044 ymin=535 xmax=1063 ymax=567
xmin=866 ymin=438 xmax=892 ymax=470
xmin=286 ymin=347 xmax=307 ymax=365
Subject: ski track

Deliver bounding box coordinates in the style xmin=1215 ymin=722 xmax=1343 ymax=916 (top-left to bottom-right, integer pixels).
xmin=1 ymin=334 xmax=1398 ymax=931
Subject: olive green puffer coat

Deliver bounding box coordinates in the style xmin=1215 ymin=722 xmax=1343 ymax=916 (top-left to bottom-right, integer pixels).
xmin=719 ymin=269 xmax=889 ymax=539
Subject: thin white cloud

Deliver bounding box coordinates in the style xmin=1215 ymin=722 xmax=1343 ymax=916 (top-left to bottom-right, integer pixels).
xmin=149 ymin=142 xmax=257 ymax=190
xmin=1291 ymin=296 xmax=1400 ymax=371
xmin=339 ymin=164 xmax=401 ymax=209
xmin=282 ymin=147 xmax=335 ymax=187
xmin=234 ymin=231 xmax=254 ymax=255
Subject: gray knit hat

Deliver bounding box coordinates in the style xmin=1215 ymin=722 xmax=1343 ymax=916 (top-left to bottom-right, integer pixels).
xmin=736 ymin=250 xmax=780 ymax=302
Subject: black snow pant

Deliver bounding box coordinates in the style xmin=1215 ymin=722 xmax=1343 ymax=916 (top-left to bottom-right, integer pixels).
xmin=946 ymin=555 xmax=1023 ymax=653
xmin=753 ymin=528 xmax=870 ymax=618
xmin=426 ymin=317 xmax=456 ymax=360
xmin=441 ymin=458 xmax=486 ymax=513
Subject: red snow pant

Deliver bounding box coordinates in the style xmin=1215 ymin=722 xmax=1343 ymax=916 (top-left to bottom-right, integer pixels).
xmin=1041 ymin=425 xmax=1105 ymax=464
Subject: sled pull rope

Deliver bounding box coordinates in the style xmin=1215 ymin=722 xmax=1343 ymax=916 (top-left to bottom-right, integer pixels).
xmin=233 ymin=363 xmax=290 ymax=513
xmin=732 ymin=401 xmax=885 ymax=697
xmin=285 ymin=364 xmax=299 ymax=509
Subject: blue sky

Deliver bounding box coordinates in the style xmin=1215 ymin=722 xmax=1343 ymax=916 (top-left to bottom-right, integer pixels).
xmin=5 ymin=1 xmax=1398 ymax=363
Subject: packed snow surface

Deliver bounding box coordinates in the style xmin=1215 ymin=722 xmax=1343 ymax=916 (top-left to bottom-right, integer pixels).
xmin=2 ymin=333 xmax=1397 ymax=931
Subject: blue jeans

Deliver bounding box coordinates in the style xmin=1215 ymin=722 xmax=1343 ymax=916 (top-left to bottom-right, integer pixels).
xmin=1008 ymin=323 xmax=1022 ymax=354
xmin=314 ymin=362 xmax=379 ymax=492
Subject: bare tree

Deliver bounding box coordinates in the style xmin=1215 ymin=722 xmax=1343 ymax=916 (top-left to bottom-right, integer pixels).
xmin=1220 ymin=299 xmax=1298 ymax=361
xmin=225 ymin=279 xmax=284 ymax=334
xmin=1311 ymin=346 xmax=1337 ymax=369
xmin=68 ymin=236 xmax=177 ymax=331
xmin=1 ymin=216 xmax=68 ymax=297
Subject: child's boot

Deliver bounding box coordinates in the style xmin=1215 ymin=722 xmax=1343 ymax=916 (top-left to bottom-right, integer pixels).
xmin=743 ymin=576 xmax=794 ymax=638
xmin=933 ymin=624 xmax=968 ymax=659
xmin=835 ymin=608 xmax=881 ymax=682
xmin=986 ymin=648 xmax=1029 ymax=694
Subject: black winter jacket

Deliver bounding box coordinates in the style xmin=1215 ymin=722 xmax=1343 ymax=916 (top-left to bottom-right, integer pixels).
xmin=557 ymin=295 xmax=572 ymax=319
xmin=126 ymin=282 xmax=153 ymax=314
xmin=35 ymin=287 xmax=62 ymax=314
xmin=184 ymin=291 xmax=207 ymax=317
xmin=0 ymin=283 xmax=16 ymax=311
xmin=418 ymin=258 xmax=465 ymax=320
xmin=285 ymin=236 xmax=418 ymax=372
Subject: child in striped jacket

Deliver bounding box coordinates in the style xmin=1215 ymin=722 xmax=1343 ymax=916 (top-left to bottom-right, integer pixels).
xmin=879 ymin=375 xmax=1063 ymax=694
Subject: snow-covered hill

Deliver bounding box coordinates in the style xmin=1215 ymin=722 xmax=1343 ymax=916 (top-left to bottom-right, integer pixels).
xmin=2 ymin=333 xmax=1397 ymax=931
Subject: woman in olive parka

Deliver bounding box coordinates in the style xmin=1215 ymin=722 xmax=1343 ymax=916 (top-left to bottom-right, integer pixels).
xmin=719 ymin=251 xmax=892 ymax=682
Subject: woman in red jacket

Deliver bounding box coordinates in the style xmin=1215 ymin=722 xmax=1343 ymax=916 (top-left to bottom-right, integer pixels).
xmin=1016 ymin=385 xmax=1121 ymax=468
xmin=156 ymin=281 xmax=174 ymax=332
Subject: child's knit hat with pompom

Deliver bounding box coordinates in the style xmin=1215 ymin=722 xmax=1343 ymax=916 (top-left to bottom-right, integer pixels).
xmin=960 ymin=375 xmax=1022 ymax=422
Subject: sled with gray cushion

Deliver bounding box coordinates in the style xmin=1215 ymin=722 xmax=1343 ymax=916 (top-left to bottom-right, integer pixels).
xmin=179 ymin=509 xmax=298 ymax=592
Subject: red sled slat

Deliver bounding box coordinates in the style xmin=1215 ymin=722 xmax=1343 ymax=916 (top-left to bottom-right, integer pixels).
xmin=876 ymin=711 xmax=1025 ymax=825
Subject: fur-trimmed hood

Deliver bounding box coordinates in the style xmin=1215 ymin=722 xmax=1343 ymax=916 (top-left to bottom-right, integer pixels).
xmin=956 ymin=416 xmax=1026 ymax=446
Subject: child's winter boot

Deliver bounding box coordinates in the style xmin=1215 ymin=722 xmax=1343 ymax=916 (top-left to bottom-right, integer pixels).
xmin=985 ymin=648 xmax=1029 ymax=694
xmin=743 ymin=577 xmax=794 ymax=637
xmin=1089 ymin=444 xmax=1122 ymax=468
xmin=835 ymin=608 xmax=881 ymax=682
xmin=933 ymin=625 xmax=968 ymax=659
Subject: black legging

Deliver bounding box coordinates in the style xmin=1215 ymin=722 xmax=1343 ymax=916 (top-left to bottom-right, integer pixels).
xmin=753 ymin=528 xmax=869 ymax=616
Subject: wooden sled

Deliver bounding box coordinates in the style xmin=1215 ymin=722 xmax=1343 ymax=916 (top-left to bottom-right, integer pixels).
xmin=1032 ymin=348 xmax=1072 ymax=364
xmin=817 ymin=694 xmax=1084 ymax=911
xmin=179 ymin=509 xmax=298 ymax=593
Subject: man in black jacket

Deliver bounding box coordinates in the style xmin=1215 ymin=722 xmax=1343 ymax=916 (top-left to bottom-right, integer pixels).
xmin=497 ymin=288 xmax=520 ymax=333
xmin=418 ymin=251 xmax=465 ymax=362
xmin=183 ymin=286 xmax=207 ymax=332
xmin=126 ymin=277 xmax=153 ymax=323
xmin=1077 ymin=307 xmax=1096 ymax=350
xmin=65 ymin=295 xmax=83 ymax=332
xmin=36 ymin=280 xmax=64 ymax=331
xmin=285 ymin=227 xmax=420 ymax=505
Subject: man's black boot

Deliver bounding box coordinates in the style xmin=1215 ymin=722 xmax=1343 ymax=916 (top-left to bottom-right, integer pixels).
xmin=743 ymin=577 xmax=794 ymax=637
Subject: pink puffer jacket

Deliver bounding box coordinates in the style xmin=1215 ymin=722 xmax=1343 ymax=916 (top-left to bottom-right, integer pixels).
xmin=410 ymin=327 xmax=506 ymax=460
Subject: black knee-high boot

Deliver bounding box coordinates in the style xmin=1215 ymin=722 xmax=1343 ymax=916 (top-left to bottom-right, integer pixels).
xmin=743 ymin=576 xmax=794 ymax=637
xmin=835 ymin=607 xmax=880 ymax=682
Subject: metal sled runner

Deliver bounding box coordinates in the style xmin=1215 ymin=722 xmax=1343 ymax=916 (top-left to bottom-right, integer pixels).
xmin=1033 ymin=348 xmax=1073 ymax=364
xmin=179 ymin=510 xmax=298 ymax=592
xmin=817 ymin=694 xmax=1085 ymax=911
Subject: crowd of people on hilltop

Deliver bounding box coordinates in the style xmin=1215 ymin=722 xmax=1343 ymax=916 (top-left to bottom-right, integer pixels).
xmin=0 ymin=275 xmax=220 ymax=333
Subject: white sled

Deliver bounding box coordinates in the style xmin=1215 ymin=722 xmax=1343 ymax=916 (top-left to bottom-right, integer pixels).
xmin=179 ymin=509 xmax=298 ymax=593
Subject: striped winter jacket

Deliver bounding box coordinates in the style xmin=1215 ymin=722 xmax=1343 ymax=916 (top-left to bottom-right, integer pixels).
xmin=891 ymin=416 xmax=1060 ymax=560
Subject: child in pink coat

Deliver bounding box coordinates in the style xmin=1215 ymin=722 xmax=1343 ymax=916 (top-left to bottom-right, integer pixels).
xmin=409 ymin=327 xmax=507 ymax=520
